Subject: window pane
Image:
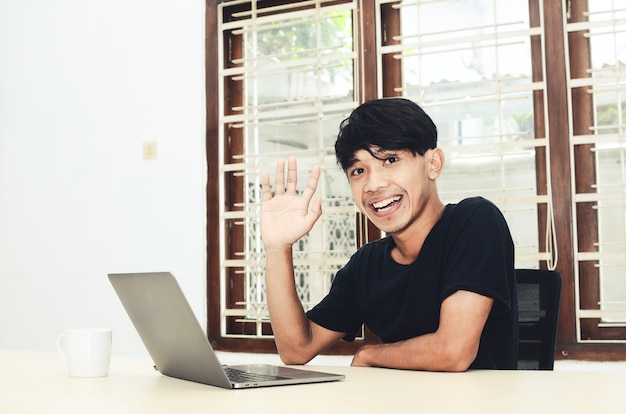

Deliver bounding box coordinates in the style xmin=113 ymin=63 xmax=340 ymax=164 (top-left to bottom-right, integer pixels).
xmin=385 ymin=0 xmax=549 ymax=269
xmin=568 ymin=1 xmax=626 ymax=337
xmin=218 ymin=0 xmax=359 ymax=338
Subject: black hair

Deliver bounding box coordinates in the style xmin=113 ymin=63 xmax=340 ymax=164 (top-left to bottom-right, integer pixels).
xmin=335 ymin=98 xmax=438 ymax=172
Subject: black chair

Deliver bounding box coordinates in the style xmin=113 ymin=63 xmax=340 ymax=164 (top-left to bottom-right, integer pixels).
xmin=516 ymin=268 xmax=562 ymax=370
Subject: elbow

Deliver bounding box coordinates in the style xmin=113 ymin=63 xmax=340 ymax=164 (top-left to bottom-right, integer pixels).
xmin=279 ymin=356 xmax=309 ymax=366
xmin=436 ymin=343 xmax=478 ymax=372
xmin=277 ymin=347 xmax=314 ymax=366
xmin=442 ymin=358 xmax=472 ymax=373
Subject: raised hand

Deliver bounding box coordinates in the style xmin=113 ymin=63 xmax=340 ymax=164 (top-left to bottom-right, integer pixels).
xmin=260 ymin=157 xmax=322 ymax=249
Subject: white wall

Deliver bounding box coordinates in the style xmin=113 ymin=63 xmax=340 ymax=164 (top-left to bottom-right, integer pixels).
xmin=0 ymin=0 xmax=207 ymax=356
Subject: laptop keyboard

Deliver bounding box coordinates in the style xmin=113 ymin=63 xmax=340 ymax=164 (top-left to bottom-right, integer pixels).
xmin=224 ymin=367 xmax=287 ymax=383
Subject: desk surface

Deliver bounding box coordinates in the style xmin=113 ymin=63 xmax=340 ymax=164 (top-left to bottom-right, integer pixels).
xmin=1 ymin=349 xmax=624 ymax=413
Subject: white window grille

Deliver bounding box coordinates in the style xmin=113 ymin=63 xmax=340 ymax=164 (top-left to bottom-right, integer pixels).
xmin=378 ymin=0 xmax=555 ymax=270
xmin=566 ymin=1 xmax=626 ymax=341
xmin=217 ymin=0 xmax=360 ymax=338
xmin=216 ymin=0 xmax=626 ymax=346
xmin=217 ymin=0 xmax=555 ymax=339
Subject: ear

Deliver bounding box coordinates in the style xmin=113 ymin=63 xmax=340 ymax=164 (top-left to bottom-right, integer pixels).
xmin=427 ymin=148 xmax=445 ymax=180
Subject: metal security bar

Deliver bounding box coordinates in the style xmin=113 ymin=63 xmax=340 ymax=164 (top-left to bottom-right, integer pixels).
xmin=377 ymin=0 xmax=555 ymax=270
xmin=217 ymin=0 xmax=360 ymax=339
xmin=566 ymin=2 xmax=626 ymax=343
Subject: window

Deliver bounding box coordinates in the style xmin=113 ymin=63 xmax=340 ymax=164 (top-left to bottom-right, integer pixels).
xmin=206 ymin=0 xmax=626 ymax=359
xmin=209 ymin=0 xmax=370 ymax=353
xmin=567 ymin=1 xmax=626 ymax=348
xmin=383 ymin=0 xmax=552 ymax=269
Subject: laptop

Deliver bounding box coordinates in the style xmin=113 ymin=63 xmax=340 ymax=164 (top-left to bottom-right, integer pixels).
xmin=108 ymin=272 xmax=345 ymax=389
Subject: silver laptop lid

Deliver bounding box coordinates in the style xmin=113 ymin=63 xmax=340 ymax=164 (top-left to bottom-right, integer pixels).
xmin=109 ymin=272 xmax=233 ymax=388
xmin=108 ymin=272 xmax=345 ymax=389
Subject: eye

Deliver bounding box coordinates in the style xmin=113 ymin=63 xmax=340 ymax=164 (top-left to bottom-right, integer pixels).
xmin=384 ymin=156 xmax=399 ymax=165
xmin=350 ymin=167 xmax=365 ymax=177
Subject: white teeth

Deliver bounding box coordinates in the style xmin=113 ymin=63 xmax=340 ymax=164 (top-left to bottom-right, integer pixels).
xmin=372 ymin=196 xmax=401 ymax=210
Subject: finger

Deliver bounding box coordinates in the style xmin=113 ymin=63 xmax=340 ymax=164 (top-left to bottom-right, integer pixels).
xmin=274 ymin=158 xmax=286 ymax=195
xmin=285 ymin=156 xmax=298 ymax=195
xmin=261 ymin=172 xmax=272 ymax=201
xmin=308 ymin=197 xmax=323 ymax=222
xmin=301 ymin=164 xmax=320 ymax=202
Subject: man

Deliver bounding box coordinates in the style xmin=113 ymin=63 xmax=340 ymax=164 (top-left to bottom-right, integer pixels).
xmin=261 ymin=98 xmax=517 ymax=371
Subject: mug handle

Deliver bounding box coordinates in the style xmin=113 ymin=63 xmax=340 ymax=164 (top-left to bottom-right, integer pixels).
xmin=56 ymin=334 xmax=67 ymax=362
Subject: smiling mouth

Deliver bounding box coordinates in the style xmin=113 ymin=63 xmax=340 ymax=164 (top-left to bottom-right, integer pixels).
xmin=371 ymin=196 xmax=402 ymax=212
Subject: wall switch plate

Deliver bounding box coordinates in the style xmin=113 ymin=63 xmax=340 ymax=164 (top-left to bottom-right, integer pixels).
xmin=143 ymin=141 xmax=158 ymax=160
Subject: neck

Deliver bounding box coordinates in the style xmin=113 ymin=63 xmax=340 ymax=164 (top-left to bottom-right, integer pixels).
xmin=390 ymin=198 xmax=445 ymax=265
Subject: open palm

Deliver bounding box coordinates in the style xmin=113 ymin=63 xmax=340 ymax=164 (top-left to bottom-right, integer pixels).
xmin=261 ymin=157 xmax=322 ymax=249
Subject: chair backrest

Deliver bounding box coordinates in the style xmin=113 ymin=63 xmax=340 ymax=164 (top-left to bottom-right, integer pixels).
xmin=516 ymin=268 xmax=562 ymax=370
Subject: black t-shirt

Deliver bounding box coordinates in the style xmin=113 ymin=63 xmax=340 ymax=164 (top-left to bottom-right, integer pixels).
xmin=306 ymin=197 xmax=518 ymax=369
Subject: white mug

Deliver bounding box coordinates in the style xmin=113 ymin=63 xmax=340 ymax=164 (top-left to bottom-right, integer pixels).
xmin=57 ymin=328 xmax=112 ymax=377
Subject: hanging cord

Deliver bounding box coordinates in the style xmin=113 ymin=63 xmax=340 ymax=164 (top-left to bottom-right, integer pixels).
xmin=545 ymin=180 xmax=559 ymax=271
xmin=540 ymin=0 xmax=558 ymax=271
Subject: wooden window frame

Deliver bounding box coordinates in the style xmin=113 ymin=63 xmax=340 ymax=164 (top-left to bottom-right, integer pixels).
xmin=205 ymin=0 xmax=390 ymax=354
xmin=206 ymin=0 xmax=626 ymax=359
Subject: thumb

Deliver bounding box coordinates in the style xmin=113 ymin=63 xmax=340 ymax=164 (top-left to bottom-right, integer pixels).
xmin=307 ymin=197 xmax=323 ymax=224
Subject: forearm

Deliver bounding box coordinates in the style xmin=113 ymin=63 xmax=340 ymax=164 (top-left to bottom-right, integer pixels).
xmin=264 ymin=246 xmax=315 ymax=364
xmin=352 ymin=333 xmax=477 ymax=372
xmin=352 ymin=291 xmax=492 ymax=372
xmin=260 ymin=158 xmax=330 ymax=364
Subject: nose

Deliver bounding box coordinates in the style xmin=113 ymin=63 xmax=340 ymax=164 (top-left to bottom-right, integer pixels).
xmin=363 ymin=167 xmax=389 ymax=193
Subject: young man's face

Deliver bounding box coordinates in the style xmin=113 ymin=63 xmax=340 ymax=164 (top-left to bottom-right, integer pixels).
xmin=346 ymin=146 xmax=441 ymax=236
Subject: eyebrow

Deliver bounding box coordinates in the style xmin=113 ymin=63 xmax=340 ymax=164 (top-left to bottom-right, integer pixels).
xmin=347 ymin=147 xmax=397 ymax=169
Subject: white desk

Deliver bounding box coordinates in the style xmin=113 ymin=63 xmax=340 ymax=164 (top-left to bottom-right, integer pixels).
xmin=1 ymin=349 xmax=624 ymax=413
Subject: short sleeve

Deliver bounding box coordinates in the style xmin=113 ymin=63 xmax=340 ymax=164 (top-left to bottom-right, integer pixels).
xmin=306 ymin=257 xmax=364 ymax=342
xmin=440 ymin=198 xmax=515 ymax=316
